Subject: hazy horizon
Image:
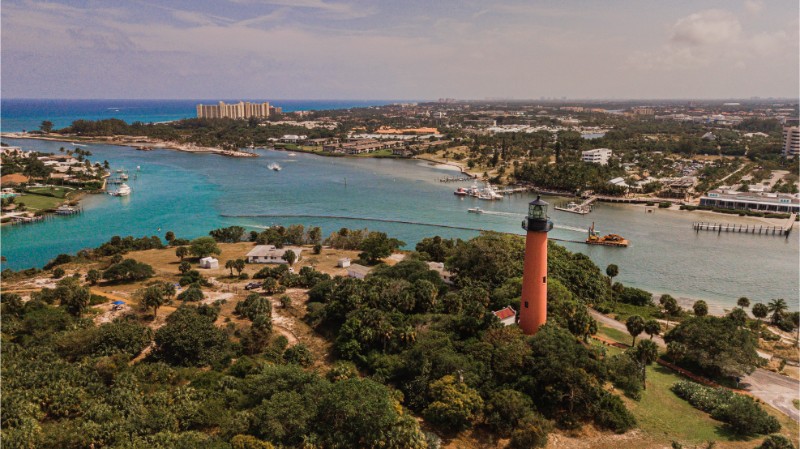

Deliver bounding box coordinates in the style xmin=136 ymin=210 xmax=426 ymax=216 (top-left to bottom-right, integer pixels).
xmin=2 ymin=0 xmax=799 ymax=100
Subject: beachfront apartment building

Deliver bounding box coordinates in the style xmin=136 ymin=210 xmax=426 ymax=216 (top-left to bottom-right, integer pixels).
xmin=196 ymin=101 xmax=271 ymax=119
xmin=783 ymin=126 xmax=799 ymax=158
xmin=582 ymin=148 xmax=613 ymax=165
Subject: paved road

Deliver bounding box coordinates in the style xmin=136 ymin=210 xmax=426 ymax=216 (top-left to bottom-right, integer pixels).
xmin=589 ymin=309 xmax=800 ymax=421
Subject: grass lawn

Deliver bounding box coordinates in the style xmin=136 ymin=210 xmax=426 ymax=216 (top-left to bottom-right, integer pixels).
xmin=598 ymin=325 xmax=633 ymax=345
xmin=611 ymin=302 xmax=661 ymax=322
xmin=15 ymin=193 xmax=63 ymax=211
xmin=26 ymin=186 xmax=72 ymax=198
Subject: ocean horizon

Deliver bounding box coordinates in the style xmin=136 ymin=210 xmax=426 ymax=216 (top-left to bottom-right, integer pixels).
xmin=0 ymin=98 xmax=422 ymax=133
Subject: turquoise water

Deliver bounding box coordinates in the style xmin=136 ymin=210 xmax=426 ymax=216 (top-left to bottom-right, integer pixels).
xmin=2 ymin=137 xmax=798 ymax=310
xmin=0 ymin=99 xmax=406 ymax=132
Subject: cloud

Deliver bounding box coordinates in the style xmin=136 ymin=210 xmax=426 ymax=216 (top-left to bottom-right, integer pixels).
xmin=669 ymin=9 xmax=741 ymax=46
xmin=228 ymin=0 xmax=372 ymax=19
xmin=744 ymin=0 xmax=764 ymax=14
xmin=630 ymin=8 xmax=797 ymax=72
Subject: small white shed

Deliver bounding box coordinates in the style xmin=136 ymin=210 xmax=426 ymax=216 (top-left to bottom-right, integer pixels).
xmin=338 ymin=257 xmax=351 ymax=268
xmin=199 ymin=257 xmax=219 ymax=269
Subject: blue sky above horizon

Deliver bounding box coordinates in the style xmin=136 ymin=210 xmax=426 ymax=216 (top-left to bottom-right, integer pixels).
xmin=2 ymin=0 xmax=798 ymax=100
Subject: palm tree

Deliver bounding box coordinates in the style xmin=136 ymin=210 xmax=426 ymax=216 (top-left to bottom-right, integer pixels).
xmin=234 ymin=258 xmax=246 ymax=275
xmin=752 ymin=303 xmax=768 ymax=337
xmin=767 ymin=298 xmax=788 ymax=325
xmin=737 ymin=297 xmax=750 ymax=309
xmin=225 ymin=259 xmax=236 ymax=276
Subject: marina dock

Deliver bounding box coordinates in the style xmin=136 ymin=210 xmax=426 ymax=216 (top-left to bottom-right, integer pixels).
xmin=693 ymin=214 xmax=795 ymax=236
xmin=439 ymin=176 xmax=476 ymax=182
xmin=555 ymin=196 xmax=597 ymax=214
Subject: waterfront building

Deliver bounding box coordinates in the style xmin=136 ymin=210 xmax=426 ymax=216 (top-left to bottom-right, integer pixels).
xmin=196 ymin=101 xmax=271 ymax=119
xmin=245 ymin=245 xmax=303 ymax=264
xmin=783 ymin=126 xmax=799 ymax=158
xmin=699 ymin=189 xmax=799 ymax=213
xmin=426 ymin=261 xmax=454 ymax=285
xmin=519 ymin=196 xmax=554 ymax=335
xmin=582 ymin=148 xmax=613 ymax=165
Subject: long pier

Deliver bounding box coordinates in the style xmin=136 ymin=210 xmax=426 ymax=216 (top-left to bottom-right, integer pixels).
xmin=439 ymin=176 xmax=476 ymax=183
xmin=692 ymin=214 xmax=795 ymax=236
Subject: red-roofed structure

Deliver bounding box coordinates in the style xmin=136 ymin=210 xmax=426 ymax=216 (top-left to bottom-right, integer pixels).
xmin=493 ymin=306 xmax=516 ymax=326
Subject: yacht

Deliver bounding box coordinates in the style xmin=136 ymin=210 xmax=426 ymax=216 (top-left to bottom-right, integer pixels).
xmin=110 ymin=183 xmax=131 ymax=196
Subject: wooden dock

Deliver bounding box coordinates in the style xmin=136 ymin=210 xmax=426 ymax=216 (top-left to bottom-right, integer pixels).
xmin=693 ymin=214 xmax=795 ymax=236
xmin=439 ymin=176 xmax=476 ymax=183
xmin=554 ymin=196 xmax=597 ymax=214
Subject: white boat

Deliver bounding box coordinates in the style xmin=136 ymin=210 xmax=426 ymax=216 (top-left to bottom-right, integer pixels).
xmin=287 ymin=152 xmax=297 ymax=156
xmin=136 ymin=165 xmax=141 ymax=171
xmin=268 ymin=163 xmax=281 ymax=171
xmin=110 ymin=183 xmax=131 ymax=196
xmin=468 ymin=207 xmax=484 ymax=214
xmin=120 ymin=173 xmax=129 ymax=180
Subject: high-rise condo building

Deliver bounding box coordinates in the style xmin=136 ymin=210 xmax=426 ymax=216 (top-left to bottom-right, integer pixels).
xmin=196 ymin=101 xmax=271 ymax=119
xmin=783 ymin=126 xmax=799 ymax=158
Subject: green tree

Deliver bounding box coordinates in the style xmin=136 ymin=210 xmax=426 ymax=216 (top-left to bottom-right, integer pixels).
xmin=102 ymin=259 xmax=155 ymax=283
xmin=644 ymin=319 xmax=661 ymax=339
xmin=630 ymin=339 xmax=659 ymax=390
xmin=507 ymin=413 xmax=551 ymax=449
xmin=190 ymin=236 xmax=221 ymax=258
xmin=177 ymin=286 xmax=204 ymax=302
xmin=178 ymin=261 xmax=191 ymax=274
xmin=153 ymin=306 xmax=231 ymax=367
xmin=752 ymin=303 xmax=769 ymax=331
xmin=225 ymin=259 xmax=236 ymax=276
xmin=737 ymin=297 xmax=750 ymax=309
xmin=86 ymin=269 xmax=101 ymax=285
xmin=727 ymin=307 xmax=748 ymax=327
xmin=176 ymin=246 xmax=189 ymax=261
xmin=693 ymin=300 xmax=709 ymax=317
xmin=55 ymin=277 xmax=91 ymax=317
xmin=164 ymin=231 xmax=175 ymax=243
xmin=307 ymin=226 xmax=322 ymax=245
xmin=234 ymin=258 xmax=246 ymax=275
xmin=137 ymin=284 xmax=167 ymax=317
xmin=626 ymin=315 xmax=646 ymax=346
xmin=484 ymin=389 xmax=534 ymax=437
xmin=756 ymin=435 xmax=796 ymax=449
xmin=606 ymin=264 xmax=619 ymax=284
xmin=52 ymin=267 xmax=65 ymax=279
xmin=767 ymin=298 xmax=788 ymax=325
xmin=423 ymin=375 xmax=484 ymax=431
xmin=40 ymin=120 xmax=54 ymax=133
xmin=665 ymin=316 xmax=761 ymax=379
xmin=660 ymin=294 xmax=681 ymax=328
xmin=282 ymin=249 xmax=297 ymax=265
xmin=358 ymin=232 xmax=404 ymax=264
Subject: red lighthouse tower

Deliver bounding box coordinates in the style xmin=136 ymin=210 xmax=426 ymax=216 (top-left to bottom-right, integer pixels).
xmin=519 ymin=196 xmax=553 ymax=335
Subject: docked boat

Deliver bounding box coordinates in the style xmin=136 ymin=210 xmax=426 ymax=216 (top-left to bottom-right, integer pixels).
xmin=120 ymin=173 xmax=129 ymax=180
xmin=454 ymin=187 xmax=468 ymax=196
xmin=585 ymin=222 xmax=628 ymax=247
xmin=468 ymin=207 xmax=484 ymax=214
xmin=268 ymin=163 xmax=282 ymax=171
xmin=109 ymin=183 xmax=131 ymax=197
xmin=54 ymin=205 xmax=79 ymax=215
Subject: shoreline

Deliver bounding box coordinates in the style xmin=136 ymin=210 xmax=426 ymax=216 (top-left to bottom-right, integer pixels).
xmin=1 ymin=132 xmax=259 ymax=158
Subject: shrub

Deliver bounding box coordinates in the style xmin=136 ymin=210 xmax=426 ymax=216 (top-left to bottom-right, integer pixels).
xmin=507 ymin=413 xmax=551 ymax=449
xmin=52 ymin=267 xmax=66 ymax=278
xmin=593 ymin=392 xmax=636 ymax=433
xmin=757 ymin=435 xmax=796 ymax=449
xmin=284 ymin=343 xmax=314 ymax=367
xmin=671 ymin=381 xmax=780 ymax=435
xmin=618 ymin=286 xmax=654 ymax=306
xmin=177 ymin=286 xmax=204 ymax=302
xmin=102 ymin=259 xmax=155 ymax=282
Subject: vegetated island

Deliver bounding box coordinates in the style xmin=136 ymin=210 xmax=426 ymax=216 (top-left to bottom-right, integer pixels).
xmin=2 ymin=224 xmax=797 ymax=448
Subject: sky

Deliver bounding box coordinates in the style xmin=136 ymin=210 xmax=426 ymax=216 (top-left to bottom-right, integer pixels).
xmin=2 ymin=0 xmax=798 ymax=100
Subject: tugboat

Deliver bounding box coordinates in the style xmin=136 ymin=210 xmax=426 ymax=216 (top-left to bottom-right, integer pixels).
xmin=585 ymin=222 xmax=628 ymax=247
